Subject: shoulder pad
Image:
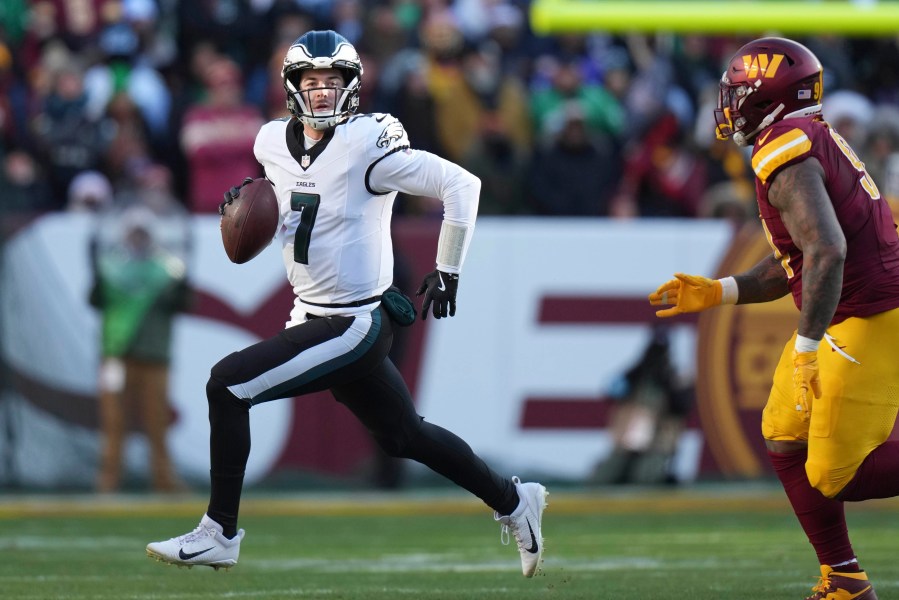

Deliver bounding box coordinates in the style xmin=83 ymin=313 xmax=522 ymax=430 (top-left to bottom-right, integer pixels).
xmin=374 ymin=118 xmax=408 ymax=152
xmin=752 ymin=127 xmax=812 ymax=184
xmin=254 ymin=119 xmax=291 ymax=162
xmin=345 ymin=113 xmax=409 ymax=155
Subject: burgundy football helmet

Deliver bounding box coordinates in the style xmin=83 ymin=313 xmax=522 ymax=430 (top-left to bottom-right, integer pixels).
xmin=714 ymin=37 xmax=823 ymax=146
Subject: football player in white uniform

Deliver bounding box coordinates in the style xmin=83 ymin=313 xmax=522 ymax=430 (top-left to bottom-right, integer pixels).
xmin=147 ymin=30 xmax=548 ymax=578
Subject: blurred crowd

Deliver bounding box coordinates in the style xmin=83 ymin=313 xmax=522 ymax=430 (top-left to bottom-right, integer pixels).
xmin=4 ymin=0 xmax=899 ymax=223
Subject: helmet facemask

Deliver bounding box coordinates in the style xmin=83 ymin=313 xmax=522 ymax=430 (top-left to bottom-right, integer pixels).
xmin=715 ymin=77 xmax=785 ymax=147
xmin=284 ymin=67 xmax=360 ymax=130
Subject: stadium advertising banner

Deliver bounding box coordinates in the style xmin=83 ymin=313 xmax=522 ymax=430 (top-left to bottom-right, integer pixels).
xmin=6 ymin=214 xmax=879 ymax=489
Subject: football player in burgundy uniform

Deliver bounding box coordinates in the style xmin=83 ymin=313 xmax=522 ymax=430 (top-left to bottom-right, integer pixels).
xmin=650 ymin=38 xmax=899 ymax=599
xmin=147 ymin=31 xmax=547 ymax=577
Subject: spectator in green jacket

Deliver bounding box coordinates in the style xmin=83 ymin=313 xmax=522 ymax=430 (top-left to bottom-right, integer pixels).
xmin=90 ymin=203 xmax=191 ymax=493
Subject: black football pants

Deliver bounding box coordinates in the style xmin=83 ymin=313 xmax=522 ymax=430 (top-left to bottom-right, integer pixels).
xmin=204 ymin=305 xmax=517 ymax=535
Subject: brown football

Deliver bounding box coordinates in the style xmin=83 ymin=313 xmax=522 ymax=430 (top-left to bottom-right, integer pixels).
xmin=220 ymin=178 xmax=279 ymax=264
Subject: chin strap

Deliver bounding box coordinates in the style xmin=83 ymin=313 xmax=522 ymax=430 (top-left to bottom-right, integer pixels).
xmin=734 ymin=103 xmax=785 ymax=146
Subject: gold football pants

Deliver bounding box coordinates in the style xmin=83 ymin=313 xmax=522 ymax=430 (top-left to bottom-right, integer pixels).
xmin=762 ymin=307 xmax=899 ymax=497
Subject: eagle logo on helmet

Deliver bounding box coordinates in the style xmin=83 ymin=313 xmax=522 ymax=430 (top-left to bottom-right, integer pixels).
xmin=714 ymin=37 xmax=823 ymax=147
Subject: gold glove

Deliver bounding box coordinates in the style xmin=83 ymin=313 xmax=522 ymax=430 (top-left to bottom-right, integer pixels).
xmin=649 ymin=273 xmax=723 ymax=318
xmin=792 ymin=350 xmax=822 ymax=421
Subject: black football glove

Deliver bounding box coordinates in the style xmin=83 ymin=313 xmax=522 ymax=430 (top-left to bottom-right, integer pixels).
xmin=218 ymin=177 xmax=254 ymax=215
xmin=416 ymin=269 xmax=459 ymax=320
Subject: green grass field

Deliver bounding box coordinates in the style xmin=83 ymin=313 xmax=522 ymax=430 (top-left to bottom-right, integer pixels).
xmin=1 ymin=483 xmax=897 ymax=599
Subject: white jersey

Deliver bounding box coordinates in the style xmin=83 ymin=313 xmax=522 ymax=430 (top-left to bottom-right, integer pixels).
xmin=254 ymin=113 xmax=479 ymax=326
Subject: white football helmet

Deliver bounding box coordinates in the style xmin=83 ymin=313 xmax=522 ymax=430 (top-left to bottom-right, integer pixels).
xmin=282 ymin=30 xmax=363 ymax=130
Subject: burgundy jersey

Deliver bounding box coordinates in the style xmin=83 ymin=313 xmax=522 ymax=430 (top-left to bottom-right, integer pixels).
xmin=752 ymin=117 xmax=899 ymax=324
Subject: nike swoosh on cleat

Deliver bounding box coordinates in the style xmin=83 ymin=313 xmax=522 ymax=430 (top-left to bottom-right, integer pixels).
xmin=525 ymin=519 xmax=539 ymax=554
xmin=437 ymin=272 xmax=445 ymax=292
xmin=179 ymin=547 xmax=215 ymax=560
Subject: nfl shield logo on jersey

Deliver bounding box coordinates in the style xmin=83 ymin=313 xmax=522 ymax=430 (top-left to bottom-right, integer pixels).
xmin=301 ymin=155 xmax=310 ymax=168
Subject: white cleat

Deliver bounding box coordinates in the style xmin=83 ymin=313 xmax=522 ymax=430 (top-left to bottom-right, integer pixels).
xmin=146 ymin=514 xmax=245 ymax=570
xmin=495 ymin=476 xmax=548 ymax=577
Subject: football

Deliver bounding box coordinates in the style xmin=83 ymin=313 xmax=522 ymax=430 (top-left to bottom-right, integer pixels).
xmin=220 ymin=178 xmax=279 ymax=264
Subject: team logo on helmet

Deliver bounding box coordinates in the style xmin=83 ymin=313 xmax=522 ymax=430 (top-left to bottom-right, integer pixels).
xmin=741 ymin=54 xmax=784 ymax=80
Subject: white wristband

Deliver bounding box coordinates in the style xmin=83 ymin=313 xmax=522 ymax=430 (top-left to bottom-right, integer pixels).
xmin=436 ymin=221 xmax=467 ymax=272
xmin=795 ymin=334 xmax=821 ymax=353
xmin=718 ymin=276 xmax=738 ymax=305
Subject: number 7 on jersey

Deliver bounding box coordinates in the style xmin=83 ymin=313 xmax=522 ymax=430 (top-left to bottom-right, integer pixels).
xmin=291 ymin=192 xmax=320 ymax=264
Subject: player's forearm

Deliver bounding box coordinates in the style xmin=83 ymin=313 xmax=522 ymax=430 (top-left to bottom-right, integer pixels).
xmin=796 ymin=245 xmax=844 ymax=339
xmin=733 ymin=254 xmax=791 ymax=305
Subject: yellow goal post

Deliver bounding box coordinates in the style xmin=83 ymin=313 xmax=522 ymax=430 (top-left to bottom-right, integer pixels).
xmin=530 ymin=1 xmax=899 ymax=36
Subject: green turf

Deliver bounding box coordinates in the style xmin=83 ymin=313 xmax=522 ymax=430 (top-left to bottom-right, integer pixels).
xmin=1 ymin=486 xmax=897 ymax=599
